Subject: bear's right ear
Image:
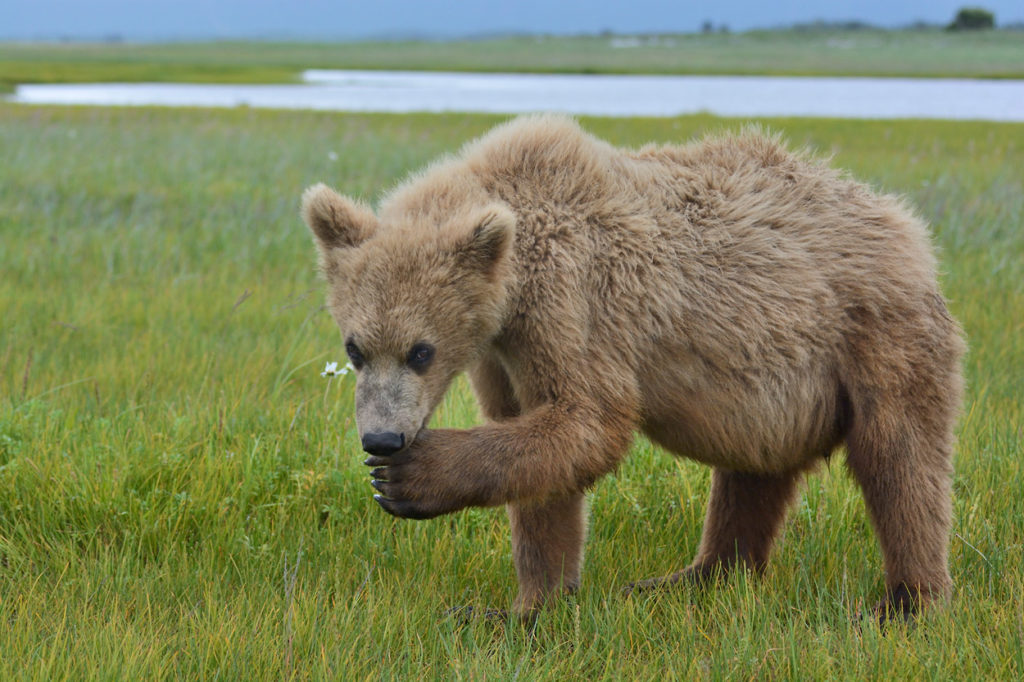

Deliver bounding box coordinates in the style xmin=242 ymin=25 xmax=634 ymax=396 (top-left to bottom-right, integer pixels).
xmin=301 ymin=183 xmax=378 ymax=252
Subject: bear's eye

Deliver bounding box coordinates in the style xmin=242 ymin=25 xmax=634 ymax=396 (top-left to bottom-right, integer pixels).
xmin=345 ymin=340 xmax=365 ymax=369
xmin=406 ymin=343 xmax=435 ymax=373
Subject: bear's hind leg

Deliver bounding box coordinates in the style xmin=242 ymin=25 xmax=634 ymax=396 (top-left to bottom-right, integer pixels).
xmin=845 ymin=404 xmax=954 ymax=623
xmin=508 ymin=492 xmax=587 ymax=617
xmin=627 ymin=468 xmax=801 ymax=594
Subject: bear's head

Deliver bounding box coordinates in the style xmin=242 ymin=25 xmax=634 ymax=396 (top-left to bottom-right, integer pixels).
xmin=302 ymin=183 xmax=515 ymax=455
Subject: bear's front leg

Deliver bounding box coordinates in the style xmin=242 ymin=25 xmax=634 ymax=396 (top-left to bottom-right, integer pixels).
xmin=366 ymin=399 xmax=636 ymax=520
xmin=508 ymin=492 xmax=587 ymax=616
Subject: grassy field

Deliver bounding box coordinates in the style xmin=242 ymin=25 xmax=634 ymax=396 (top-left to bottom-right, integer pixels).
xmin=1 ymin=105 xmax=1022 ymax=679
xmin=2 ymin=28 xmax=1024 ymax=94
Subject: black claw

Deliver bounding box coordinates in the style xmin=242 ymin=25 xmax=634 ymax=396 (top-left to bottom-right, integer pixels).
xmin=372 ymin=494 xmax=437 ymax=520
xmin=373 ymin=494 xmax=398 ymax=516
xmin=365 ymin=452 xmax=411 ymax=467
xmin=370 ymin=479 xmax=386 ymax=493
xmin=370 ymin=467 xmax=388 ymax=480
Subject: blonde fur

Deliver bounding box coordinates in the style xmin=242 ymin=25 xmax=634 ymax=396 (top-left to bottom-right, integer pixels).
xmin=304 ymin=115 xmax=965 ymax=621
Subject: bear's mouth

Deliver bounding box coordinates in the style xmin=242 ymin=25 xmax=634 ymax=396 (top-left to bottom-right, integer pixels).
xmin=397 ymin=418 xmax=430 ymax=450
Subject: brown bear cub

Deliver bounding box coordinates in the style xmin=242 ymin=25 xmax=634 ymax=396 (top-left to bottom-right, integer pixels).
xmin=302 ymin=115 xmax=964 ymax=622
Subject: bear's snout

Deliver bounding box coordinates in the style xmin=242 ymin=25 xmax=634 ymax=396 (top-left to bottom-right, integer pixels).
xmin=361 ymin=431 xmax=406 ymax=456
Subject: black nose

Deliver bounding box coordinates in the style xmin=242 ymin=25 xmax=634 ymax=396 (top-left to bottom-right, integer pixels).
xmin=361 ymin=431 xmax=405 ymax=456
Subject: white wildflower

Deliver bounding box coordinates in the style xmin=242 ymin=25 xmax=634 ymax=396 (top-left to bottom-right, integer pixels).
xmin=320 ymin=361 xmax=352 ymax=377
xmin=327 ymin=151 xmax=338 ymax=161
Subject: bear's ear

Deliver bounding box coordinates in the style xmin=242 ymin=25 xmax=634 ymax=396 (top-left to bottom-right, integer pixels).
xmin=456 ymin=205 xmax=515 ymax=278
xmin=301 ymin=183 xmax=378 ymax=252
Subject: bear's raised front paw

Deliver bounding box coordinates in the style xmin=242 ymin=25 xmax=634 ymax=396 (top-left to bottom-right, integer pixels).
xmin=363 ymin=430 xmax=477 ymax=519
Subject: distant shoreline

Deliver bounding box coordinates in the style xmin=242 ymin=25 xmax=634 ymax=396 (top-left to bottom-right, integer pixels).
xmin=4 ymin=18 xmax=1024 ymax=43
xmin=3 ymin=28 xmax=1024 ymax=96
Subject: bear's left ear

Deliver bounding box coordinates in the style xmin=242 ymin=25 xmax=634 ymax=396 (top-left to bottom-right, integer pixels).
xmin=456 ymin=205 xmax=515 ymax=278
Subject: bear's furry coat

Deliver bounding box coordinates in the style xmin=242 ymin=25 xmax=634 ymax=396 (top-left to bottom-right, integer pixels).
xmin=303 ymin=115 xmax=964 ymax=621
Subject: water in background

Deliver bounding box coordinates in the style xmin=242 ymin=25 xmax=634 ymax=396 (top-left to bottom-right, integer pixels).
xmin=10 ymin=70 xmax=1024 ymax=121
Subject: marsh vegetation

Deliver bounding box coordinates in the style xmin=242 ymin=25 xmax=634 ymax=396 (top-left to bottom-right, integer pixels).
xmin=1 ymin=105 xmax=1022 ymax=678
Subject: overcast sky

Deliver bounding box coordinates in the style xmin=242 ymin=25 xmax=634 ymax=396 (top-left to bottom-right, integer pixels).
xmin=4 ymin=1 xmax=1023 ymax=41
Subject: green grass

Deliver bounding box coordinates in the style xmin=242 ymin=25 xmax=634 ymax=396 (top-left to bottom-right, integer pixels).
xmin=1 ymin=105 xmax=1022 ymax=679
xmin=2 ymin=28 xmax=1024 ymax=94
